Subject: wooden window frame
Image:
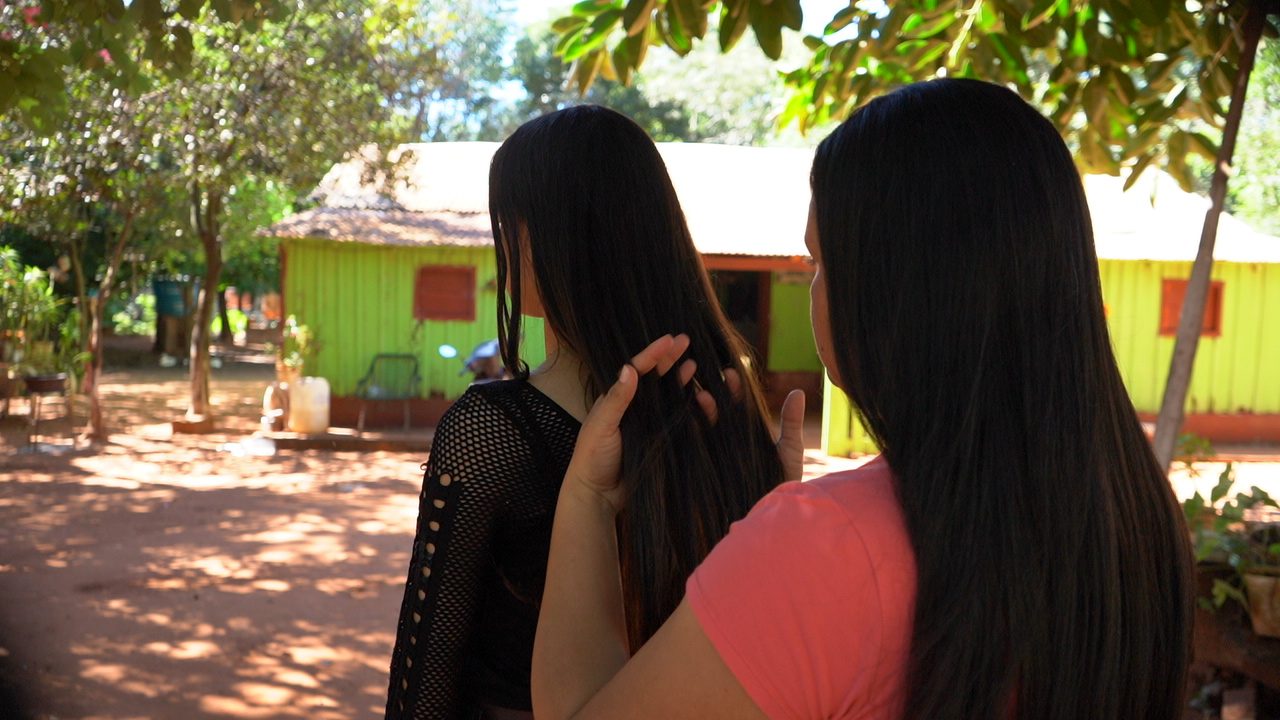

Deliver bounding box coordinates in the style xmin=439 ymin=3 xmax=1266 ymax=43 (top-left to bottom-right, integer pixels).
xmin=414 ymin=265 xmax=476 ymax=322
xmin=1159 ymin=278 xmax=1223 ymax=338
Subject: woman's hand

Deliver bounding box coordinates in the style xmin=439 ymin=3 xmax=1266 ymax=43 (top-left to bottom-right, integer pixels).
xmin=775 ymin=388 xmax=806 ymax=483
xmin=697 ymin=367 xmax=807 ymax=484
xmin=562 ymin=334 xmax=692 ymax=514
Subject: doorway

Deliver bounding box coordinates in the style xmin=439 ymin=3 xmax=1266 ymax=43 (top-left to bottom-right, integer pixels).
xmin=710 ymin=270 xmax=770 ymax=369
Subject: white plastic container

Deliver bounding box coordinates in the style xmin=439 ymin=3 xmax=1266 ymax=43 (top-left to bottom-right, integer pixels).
xmin=288 ymin=376 xmax=330 ymax=434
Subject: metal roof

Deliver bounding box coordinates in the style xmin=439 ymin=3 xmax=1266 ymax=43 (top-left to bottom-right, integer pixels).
xmin=269 ymin=207 xmax=492 ymax=248
xmin=266 ymin=141 xmax=1278 ymax=264
xmin=270 ymin=141 xmax=811 ymax=258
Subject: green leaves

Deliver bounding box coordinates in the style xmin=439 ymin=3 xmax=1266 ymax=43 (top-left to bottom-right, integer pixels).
xmin=550 ymin=0 xmax=802 ymax=84
xmin=719 ymin=0 xmax=751 ymax=52
xmin=546 ymin=0 xmax=1261 ymax=196
xmin=562 ymin=8 xmax=622 ymax=62
xmin=1 ymin=0 xmax=288 ymax=131
xmin=623 ymin=0 xmax=657 ymax=37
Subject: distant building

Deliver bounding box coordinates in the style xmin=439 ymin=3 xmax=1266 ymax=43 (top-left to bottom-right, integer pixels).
xmin=263 ymin=142 xmax=820 ymax=429
xmin=825 ymin=170 xmax=1280 ymax=455
xmin=266 ymin=144 xmax=1280 ymax=446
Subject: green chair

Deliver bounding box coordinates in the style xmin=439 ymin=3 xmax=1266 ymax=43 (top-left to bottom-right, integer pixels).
xmin=355 ymin=354 xmax=421 ymax=433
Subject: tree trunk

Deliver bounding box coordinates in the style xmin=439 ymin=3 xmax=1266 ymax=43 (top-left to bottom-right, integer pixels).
xmin=217 ymin=287 xmax=233 ymax=344
xmin=188 ymin=188 xmax=224 ymax=421
xmin=189 ymin=232 xmax=221 ymax=419
xmin=82 ymin=293 xmax=107 ymax=440
xmin=81 ymin=208 xmax=135 ymax=442
xmin=1152 ymin=3 xmax=1267 ymax=473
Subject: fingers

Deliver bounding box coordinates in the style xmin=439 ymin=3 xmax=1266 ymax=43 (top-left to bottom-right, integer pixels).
xmin=583 ymin=364 xmax=640 ymax=437
xmin=679 ymin=358 xmax=716 ymax=424
xmin=627 ymin=334 xmax=690 ymax=377
xmin=777 ymin=389 xmax=807 ymax=483
xmin=695 ymin=389 xmax=718 ymax=426
xmin=780 ymin=389 xmax=806 ymax=439
xmin=656 ymin=333 xmax=691 ymax=376
xmin=677 ymin=359 xmax=697 ymax=388
xmin=723 ymin=367 xmax=743 ymax=402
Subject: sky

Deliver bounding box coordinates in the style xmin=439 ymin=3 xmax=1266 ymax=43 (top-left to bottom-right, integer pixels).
xmin=511 ymin=0 xmax=852 ymax=37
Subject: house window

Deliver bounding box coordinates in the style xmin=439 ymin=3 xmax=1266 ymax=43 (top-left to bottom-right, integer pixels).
xmin=414 ymin=265 xmax=476 ymax=322
xmin=1159 ymin=278 xmax=1223 ymax=337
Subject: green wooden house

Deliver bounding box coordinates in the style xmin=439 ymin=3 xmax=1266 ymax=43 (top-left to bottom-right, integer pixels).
xmin=266 ymin=142 xmax=823 ymax=428
xmin=824 ymin=171 xmax=1280 ymax=455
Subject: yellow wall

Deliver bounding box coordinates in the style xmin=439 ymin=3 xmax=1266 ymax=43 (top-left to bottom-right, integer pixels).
xmin=1099 ymin=259 xmax=1280 ymax=415
xmin=822 ymin=260 xmax=1280 ymax=456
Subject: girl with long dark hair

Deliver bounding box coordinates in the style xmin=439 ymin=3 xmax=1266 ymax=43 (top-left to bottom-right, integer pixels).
xmin=384 ymin=105 xmax=787 ymax=719
xmin=532 ymin=79 xmax=1194 ymax=720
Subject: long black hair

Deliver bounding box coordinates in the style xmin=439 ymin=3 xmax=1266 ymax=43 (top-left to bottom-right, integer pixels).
xmin=489 ymin=105 xmax=785 ymax=647
xmin=811 ymin=79 xmax=1192 ymax=719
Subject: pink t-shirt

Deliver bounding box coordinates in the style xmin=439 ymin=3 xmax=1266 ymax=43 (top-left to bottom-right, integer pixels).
xmin=686 ymin=456 xmax=916 ymax=720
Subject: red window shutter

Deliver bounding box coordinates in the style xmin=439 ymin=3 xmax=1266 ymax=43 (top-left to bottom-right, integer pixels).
xmin=1158 ymin=279 xmax=1223 ymax=337
xmin=414 ymin=266 xmax=476 ymax=322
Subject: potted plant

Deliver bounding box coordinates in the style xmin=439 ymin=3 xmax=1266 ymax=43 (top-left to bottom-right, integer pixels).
xmin=1243 ymin=523 xmax=1280 ymax=638
xmin=1183 ymin=464 xmax=1280 ymax=638
xmin=16 ymin=267 xmax=71 ymax=393
xmin=277 ymin=314 xmax=318 ymax=385
xmin=0 ymin=247 xmax=21 ymax=401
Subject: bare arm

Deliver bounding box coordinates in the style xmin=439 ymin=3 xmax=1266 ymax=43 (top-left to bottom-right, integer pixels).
xmin=532 ymin=335 xmax=804 ymax=719
xmin=534 ymin=479 xmax=767 ymax=720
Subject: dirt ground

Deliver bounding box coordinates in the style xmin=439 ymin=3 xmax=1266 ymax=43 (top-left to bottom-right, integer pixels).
xmin=0 ymin=343 xmax=1276 ymax=719
xmin=0 ymin=345 xmax=866 ymax=720
xmin=0 ymin=357 xmax=431 ymax=719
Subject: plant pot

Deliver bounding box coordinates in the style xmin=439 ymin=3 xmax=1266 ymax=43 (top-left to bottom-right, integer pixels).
xmin=1244 ymin=572 xmax=1280 ymax=639
xmin=276 ymin=361 xmax=301 ymax=386
xmin=24 ymin=373 xmax=67 ymax=394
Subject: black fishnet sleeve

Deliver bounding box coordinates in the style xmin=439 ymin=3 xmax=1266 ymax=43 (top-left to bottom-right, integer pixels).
xmin=385 ymin=387 xmax=536 ymax=719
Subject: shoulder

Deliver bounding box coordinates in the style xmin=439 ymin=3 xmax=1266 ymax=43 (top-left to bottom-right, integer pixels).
xmin=697 ymin=456 xmax=912 ymax=598
xmin=794 ymin=457 xmax=911 ymax=558
xmin=685 ymin=456 xmax=915 ymax=719
xmin=426 ymin=380 xmax=546 ymax=476
xmin=433 ymin=380 xmax=534 ymax=439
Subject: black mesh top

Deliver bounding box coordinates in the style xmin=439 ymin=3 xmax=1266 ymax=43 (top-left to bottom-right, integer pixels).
xmin=385 ymin=379 xmax=581 ymax=719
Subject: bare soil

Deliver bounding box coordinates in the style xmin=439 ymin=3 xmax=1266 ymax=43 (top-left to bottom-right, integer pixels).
xmin=0 ymin=337 xmax=1274 ymax=719
xmin=1 ymin=353 xmax=428 ymax=720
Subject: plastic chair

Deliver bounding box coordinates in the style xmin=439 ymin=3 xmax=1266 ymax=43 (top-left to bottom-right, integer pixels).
xmin=355 ymin=354 xmax=421 ymax=432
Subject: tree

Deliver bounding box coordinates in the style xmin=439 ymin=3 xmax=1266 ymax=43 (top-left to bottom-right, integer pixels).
xmin=0 ymin=0 xmax=284 ymax=130
xmin=0 ymin=69 xmax=177 ymax=441
xmin=216 ymin=178 xmax=292 ymax=341
xmin=143 ymin=0 xmax=410 ymax=423
xmin=509 ymin=24 xmax=805 ymax=144
xmin=557 ymin=0 xmax=1280 ymax=472
xmin=1226 ymin=39 xmax=1280 ymax=233
xmin=374 ymin=0 xmax=514 ymax=142
xmin=512 ymin=27 xmax=695 ymax=140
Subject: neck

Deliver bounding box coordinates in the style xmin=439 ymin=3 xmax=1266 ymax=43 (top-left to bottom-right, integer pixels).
xmin=529 ymin=326 xmax=590 ymax=421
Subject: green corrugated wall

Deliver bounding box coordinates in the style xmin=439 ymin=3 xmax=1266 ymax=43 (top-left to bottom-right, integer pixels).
xmin=282 ymin=239 xmax=546 ymax=399
xmin=823 ymin=259 xmax=1280 ymax=457
xmin=767 ymin=273 xmax=823 ymax=373
xmin=1099 ymin=259 xmax=1280 ymax=415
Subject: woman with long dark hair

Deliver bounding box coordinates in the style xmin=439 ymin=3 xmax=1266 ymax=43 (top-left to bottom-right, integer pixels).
xmin=384 ymin=105 xmax=787 ymax=719
xmin=532 ymin=79 xmax=1193 ymax=719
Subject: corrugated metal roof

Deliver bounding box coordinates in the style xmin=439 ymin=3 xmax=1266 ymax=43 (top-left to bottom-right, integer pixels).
xmin=272 ymin=141 xmax=811 ymax=258
xmin=270 ymin=207 xmax=492 ymax=247
xmin=1086 ymin=172 xmax=1280 ymax=264
xmin=267 ymin=142 xmax=1278 ymax=264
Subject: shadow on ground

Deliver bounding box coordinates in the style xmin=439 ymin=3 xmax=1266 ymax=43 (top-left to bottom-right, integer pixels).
xmin=0 ymin=443 xmax=427 ymax=720
xmin=1 ymin=358 xmax=430 ymax=719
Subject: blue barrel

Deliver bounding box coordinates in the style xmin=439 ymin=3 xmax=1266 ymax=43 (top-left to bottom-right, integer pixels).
xmin=153 ymin=277 xmax=199 ymax=317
